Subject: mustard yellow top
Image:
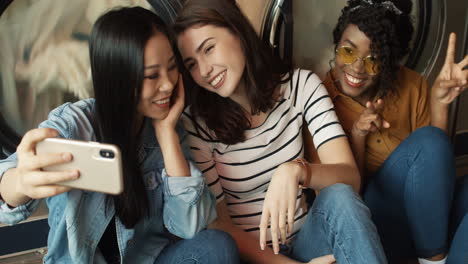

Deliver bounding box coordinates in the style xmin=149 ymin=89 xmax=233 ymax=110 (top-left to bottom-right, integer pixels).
xmin=323 ymin=67 xmax=431 ymax=173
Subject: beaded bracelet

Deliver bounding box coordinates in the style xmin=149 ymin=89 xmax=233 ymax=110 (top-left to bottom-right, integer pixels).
xmin=293 ymin=158 xmax=311 ymax=189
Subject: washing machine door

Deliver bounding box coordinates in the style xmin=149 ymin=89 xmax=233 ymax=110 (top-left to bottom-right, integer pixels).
xmin=261 ymin=0 xmax=467 ymax=156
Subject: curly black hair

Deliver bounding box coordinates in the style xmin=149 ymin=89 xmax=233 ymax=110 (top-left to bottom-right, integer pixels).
xmin=333 ymin=0 xmax=414 ymax=99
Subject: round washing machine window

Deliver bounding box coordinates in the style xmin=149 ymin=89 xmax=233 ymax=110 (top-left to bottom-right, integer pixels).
xmin=0 ymin=0 xmax=182 ymax=158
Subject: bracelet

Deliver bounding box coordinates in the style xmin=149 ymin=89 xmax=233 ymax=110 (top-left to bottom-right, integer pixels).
xmin=293 ymin=158 xmax=311 ymax=189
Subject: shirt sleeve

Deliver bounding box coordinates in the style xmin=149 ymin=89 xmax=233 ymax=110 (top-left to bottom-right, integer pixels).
xmin=415 ymin=74 xmax=431 ymax=129
xmin=0 ymin=100 xmax=95 ymax=225
xmin=181 ymin=111 xmax=225 ymax=202
xmin=295 ymin=69 xmax=346 ymax=149
xmin=161 ymin=161 xmax=217 ymax=239
xmin=161 ymin=121 xmax=217 ymax=239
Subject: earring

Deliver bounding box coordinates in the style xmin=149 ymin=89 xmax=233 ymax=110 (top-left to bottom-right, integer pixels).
xmin=328 ymin=59 xmax=336 ymax=71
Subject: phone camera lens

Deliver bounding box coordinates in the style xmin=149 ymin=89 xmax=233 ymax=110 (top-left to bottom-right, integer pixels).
xmin=100 ymin=150 xmax=115 ymax=159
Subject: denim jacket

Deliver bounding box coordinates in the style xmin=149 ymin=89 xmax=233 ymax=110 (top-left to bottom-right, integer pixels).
xmin=0 ymin=99 xmax=217 ymax=263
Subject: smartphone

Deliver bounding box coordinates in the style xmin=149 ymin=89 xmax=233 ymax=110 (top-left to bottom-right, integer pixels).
xmin=36 ymin=138 xmax=123 ymax=195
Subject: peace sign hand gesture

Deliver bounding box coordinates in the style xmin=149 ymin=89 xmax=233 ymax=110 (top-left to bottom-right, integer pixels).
xmin=432 ymin=33 xmax=468 ymax=105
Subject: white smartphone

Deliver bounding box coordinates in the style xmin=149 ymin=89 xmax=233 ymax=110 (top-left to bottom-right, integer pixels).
xmin=36 ymin=138 xmax=123 ymax=195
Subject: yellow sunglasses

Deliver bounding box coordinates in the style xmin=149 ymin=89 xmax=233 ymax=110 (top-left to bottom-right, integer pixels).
xmin=335 ymin=46 xmax=381 ymax=75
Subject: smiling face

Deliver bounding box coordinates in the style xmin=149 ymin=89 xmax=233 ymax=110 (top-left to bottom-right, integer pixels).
xmin=137 ymin=32 xmax=179 ymax=120
xmin=334 ymin=24 xmax=379 ymax=103
xmin=177 ymin=24 xmax=246 ymax=98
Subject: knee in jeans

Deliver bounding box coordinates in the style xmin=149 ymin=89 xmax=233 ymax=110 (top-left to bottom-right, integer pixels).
xmin=412 ymin=126 xmax=451 ymax=150
xmin=202 ymin=229 xmax=238 ymax=259
xmin=407 ymin=126 xmax=454 ymax=174
xmin=318 ymin=183 xmax=360 ymax=209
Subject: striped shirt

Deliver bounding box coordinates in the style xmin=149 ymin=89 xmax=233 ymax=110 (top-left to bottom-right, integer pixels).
xmin=182 ymin=69 xmax=346 ymax=243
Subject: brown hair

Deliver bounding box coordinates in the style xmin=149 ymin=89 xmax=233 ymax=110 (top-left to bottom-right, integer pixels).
xmin=174 ymin=0 xmax=291 ymax=145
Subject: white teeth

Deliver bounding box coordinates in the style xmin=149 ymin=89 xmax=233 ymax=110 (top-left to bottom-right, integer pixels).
xmin=346 ymin=73 xmax=364 ymax=84
xmin=153 ymin=98 xmax=170 ymax=104
xmin=210 ymin=71 xmax=226 ymax=87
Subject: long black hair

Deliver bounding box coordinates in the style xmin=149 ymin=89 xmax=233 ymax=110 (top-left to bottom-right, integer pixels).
xmin=174 ymin=0 xmax=291 ymax=145
xmin=333 ymin=0 xmax=414 ymax=99
xmin=90 ymin=7 xmax=177 ymax=228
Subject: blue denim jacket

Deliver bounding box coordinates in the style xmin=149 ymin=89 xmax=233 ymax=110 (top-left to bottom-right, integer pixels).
xmin=0 ymin=99 xmax=217 ymax=263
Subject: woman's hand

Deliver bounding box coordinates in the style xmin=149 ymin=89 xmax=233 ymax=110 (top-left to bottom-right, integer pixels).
xmin=14 ymin=128 xmax=79 ymax=201
xmin=153 ymin=74 xmax=185 ymax=132
xmin=151 ymin=75 xmax=190 ymax=177
xmin=306 ymin=255 xmax=336 ymax=264
xmin=259 ymin=161 xmax=304 ymax=254
xmin=351 ymin=99 xmax=390 ymax=137
xmin=432 ymin=33 xmax=468 ymax=105
xmin=286 ymin=255 xmax=336 ymax=264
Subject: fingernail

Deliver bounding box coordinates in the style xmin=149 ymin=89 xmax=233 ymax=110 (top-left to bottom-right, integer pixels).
xmin=71 ymin=170 xmax=80 ymax=178
xmin=62 ymin=153 xmax=72 ymax=161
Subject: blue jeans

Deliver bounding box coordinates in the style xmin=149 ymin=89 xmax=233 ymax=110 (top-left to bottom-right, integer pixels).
xmin=363 ymin=126 xmax=455 ymax=261
xmin=285 ymin=183 xmax=387 ymax=263
xmin=155 ymin=229 xmax=240 ymax=264
xmin=447 ymin=174 xmax=468 ymax=264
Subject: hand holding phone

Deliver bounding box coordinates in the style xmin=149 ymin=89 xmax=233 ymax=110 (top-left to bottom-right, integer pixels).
xmin=36 ymin=137 xmax=123 ymax=195
xmin=10 ymin=128 xmax=80 ymax=202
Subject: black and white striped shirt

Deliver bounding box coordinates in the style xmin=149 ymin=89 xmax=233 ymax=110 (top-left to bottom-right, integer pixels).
xmin=182 ymin=69 xmax=346 ymax=242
